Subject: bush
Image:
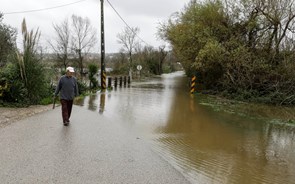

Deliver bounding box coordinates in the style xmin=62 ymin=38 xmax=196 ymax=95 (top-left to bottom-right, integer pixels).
xmin=17 ymin=19 xmax=51 ymax=104
xmin=0 ymin=62 xmax=28 ymax=104
xmin=39 ymin=97 xmax=53 ymax=105
xmin=88 ymin=63 xmax=99 ymax=89
xmin=0 ymin=20 xmax=52 ymax=105
xmin=77 ymin=80 xmax=88 ymax=95
xmin=194 ymin=40 xmax=225 ymax=89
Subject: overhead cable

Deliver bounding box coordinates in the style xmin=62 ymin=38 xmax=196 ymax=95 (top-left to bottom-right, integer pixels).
xmin=3 ymin=0 xmax=88 ymax=15
xmin=106 ymin=0 xmax=152 ymax=47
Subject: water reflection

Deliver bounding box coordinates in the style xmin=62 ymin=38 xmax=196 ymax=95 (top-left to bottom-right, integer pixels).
xmin=156 ymin=91 xmax=295 ymax=183
xmin=88 ymin=94 xmax=97 ymax=111
xmin=99 ymin=92 xmax=106 ymax=114
xmin=75 ymin=71 xmax=295 ymax=184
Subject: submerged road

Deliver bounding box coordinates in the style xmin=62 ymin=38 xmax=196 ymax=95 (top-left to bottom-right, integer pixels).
xmin=2 ymin=71 xmax=295 ymax=184
xmin=0 ymin=105 xmax=189 ymax=184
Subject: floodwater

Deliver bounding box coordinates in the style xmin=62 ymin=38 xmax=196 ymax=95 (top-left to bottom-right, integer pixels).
xmin=76 ymin=71 xmax=295 ymax=184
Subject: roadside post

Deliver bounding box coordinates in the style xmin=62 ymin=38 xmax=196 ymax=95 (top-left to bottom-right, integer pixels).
xmin=190 ymin=75 xmax=196 ymax=94
xmin=124 ymin=76 xmax=127 ymax=86
xmin=119 ymin=76 xmax=123 ymax=87
xmin=137 ymin=65 xmax=142 ymax=79
xmin=127 ymin=76 xmax=131 ymax=87
xmin=100 ymin=0 xmax=106 ymax=90
xmin=114 ymin=77 xmax=118 ymax=88
xmin=108 ymin=77 xmax=112 ymax=88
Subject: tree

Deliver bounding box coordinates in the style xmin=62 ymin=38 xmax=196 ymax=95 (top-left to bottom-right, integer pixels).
xmin=71 ymin=15 xmax=97 ymax=77
xmin=159 ymin=0 xmax=229 ymax=76
xmin=222 ymin=0 xmax=295 ymax=64
xmin=117 ymin=26 xmax=140 ymax=78
xmin=257 ymin=0 xmax=295 ymax=63
xmin=159 ymin=0 xmax=295 ymax=105
xmin=49 ymin=18 xmax=71 ymax=70
xmin=0 ymin=13 xmax=16 ymax=67
xmin=157 ymin=46 xmax=168 ymax=75
xmin=0 ymin=19 xmax=50 ymax=104
xmin=132 ymin=45 xmax=169 ymax=76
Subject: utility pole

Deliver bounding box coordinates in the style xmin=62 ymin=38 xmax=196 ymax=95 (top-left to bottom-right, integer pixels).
xmin=100 ymin=0 xmax=106 ymax=90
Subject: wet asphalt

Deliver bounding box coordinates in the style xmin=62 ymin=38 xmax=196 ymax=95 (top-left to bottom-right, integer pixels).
xmin=0 ymin=105 xmax=190 ymax=184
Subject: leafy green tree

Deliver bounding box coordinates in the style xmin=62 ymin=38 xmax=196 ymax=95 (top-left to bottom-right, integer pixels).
xmin=0 ymin=14 xmax=24 ymax=104
xmin=159 ymin=0 xmax=295 ymax=105
xmin=0 ymin=13 xmax=16 ymax=68
xmin=159 ymin=0 xmax=229 ymax=76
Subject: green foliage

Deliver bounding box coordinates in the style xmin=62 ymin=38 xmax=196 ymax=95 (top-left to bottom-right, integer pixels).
xmin=194 ymin=39 xmax=226 ymax=89
xmin=0 ymin=82 xmax=7 ymax=98
xmin=162 ymin=1 xmax=228 ymax=70
xmin=112 ymin=61 xmax=129 ymax=75
xmin=147 ymin=58 xmax=160 ymax=75
xmin=159 ymin=0 xmax=295 ymax=105
xmin=39 ymin=97 xmax=53 ymax=105
xmin=77 ymin=80 xmax=88 ymax=95
xmin=162 ymin=64 xmax=173 ymax=73
xmin=88 ymin=63 xmax=98 ymax=89
xmin=18 ymin=19 xmax=50 ymax=104
xmin=0 ymin=19 xmax=51 ymax=105
xmin=0 ymin=13 xmax=16 ymax=67
xmin=0 ymin=61 xmax=28 ymax=103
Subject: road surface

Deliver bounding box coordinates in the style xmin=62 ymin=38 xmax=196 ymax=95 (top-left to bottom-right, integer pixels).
xmin=0 ymin=105 xmax=190 ymax=184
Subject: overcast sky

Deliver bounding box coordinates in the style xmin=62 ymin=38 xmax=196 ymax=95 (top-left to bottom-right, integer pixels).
xmin=2 ymin=0 xmax=191 ymax=53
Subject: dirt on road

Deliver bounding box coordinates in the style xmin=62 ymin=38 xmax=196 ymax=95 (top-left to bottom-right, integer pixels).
xmin=0 ymin=104 xmax=54 ymax=128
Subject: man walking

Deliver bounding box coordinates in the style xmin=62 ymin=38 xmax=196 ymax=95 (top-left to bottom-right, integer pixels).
xmin=54 ymin=66 xmax=79 ymax=126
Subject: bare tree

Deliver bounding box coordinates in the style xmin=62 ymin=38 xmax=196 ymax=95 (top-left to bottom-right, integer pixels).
xmin=50 ymin=18 xmax=71 ymax=70
xmin=117 ymin=26 xmax=140 ymax=78
xmin=158 ymin=46 xmax=167 ymax=75
xmin=257 ymin=0 xmax=295 ymax=58
xmin=223 ymin=0 xmax=295 ymax=63
xmin=71 ymin=14 xmax=97 ymax=77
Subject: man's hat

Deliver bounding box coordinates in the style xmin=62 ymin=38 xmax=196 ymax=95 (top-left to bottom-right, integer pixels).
xmin=66 ymin=66 xmax=75 ymax=72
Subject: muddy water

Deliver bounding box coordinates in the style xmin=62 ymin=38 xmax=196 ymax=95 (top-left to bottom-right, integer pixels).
xmin=76 ymin=71 xmax=295 ymax=184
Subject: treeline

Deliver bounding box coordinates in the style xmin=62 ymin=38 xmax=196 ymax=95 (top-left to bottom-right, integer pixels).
xmin=0 ymin=13 xmax=179 ymax=106
xmin=159 ymin=0 xmax=295 ymax=105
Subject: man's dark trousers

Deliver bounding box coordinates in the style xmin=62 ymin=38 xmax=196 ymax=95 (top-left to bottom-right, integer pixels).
xmin=60 ymin=99 xmax=73 ymax=123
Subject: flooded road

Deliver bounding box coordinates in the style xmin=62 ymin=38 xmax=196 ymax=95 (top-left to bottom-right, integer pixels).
xmin=76 ymin=71 xmax=295 ymax=184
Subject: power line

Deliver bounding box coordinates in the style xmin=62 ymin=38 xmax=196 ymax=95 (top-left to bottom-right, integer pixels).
xmin=3 ymin=0 xmax=88 ymax=15
xmin=106 ymin=0 xmax=152 ymax=47
xmin=4 ymin=0 xmax=153 ymax=48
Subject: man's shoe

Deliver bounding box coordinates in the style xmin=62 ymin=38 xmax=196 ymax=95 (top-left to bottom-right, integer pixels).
xmin=63 ymin=121 xmax=69 ymax=126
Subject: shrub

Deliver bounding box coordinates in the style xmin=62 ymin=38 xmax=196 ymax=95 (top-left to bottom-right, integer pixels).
xmin=0 ymin=62 xmax=28 ymax=104
xmin=39 ymin=97 xmax=53 ymax=105
xmin=77 ymin=80 xmax=88 ymax=95
xmin=88 ymin=63 xmax=98 ymax=89
xmin=0 ymin=19 xmax=51 ymax=105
